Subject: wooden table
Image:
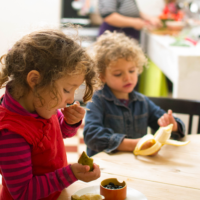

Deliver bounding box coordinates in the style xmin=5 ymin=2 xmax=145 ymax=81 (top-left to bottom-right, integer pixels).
xmin=58 ymin=135 xmax=200 ymax=200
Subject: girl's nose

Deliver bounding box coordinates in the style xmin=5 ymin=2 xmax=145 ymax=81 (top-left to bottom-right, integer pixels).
xmin=66 ymin=95 xmax=74 ymax=105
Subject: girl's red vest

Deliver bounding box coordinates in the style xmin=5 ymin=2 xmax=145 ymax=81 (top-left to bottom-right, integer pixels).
xmin=0 ymin=105 xmax=68 ymax=200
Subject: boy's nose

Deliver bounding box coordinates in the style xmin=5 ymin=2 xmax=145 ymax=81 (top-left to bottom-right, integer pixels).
xmin=124 ymin=73 xmax=131 ymax=81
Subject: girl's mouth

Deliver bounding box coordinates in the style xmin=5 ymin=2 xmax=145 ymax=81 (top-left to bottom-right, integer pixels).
xmin=123 ymin=83 xmax=132 ymax=88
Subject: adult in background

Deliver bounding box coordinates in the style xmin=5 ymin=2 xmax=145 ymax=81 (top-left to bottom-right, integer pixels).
xmin=98 ymin=0 xmax=162 ymax=41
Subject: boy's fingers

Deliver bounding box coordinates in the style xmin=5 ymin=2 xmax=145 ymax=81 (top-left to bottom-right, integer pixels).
xmin=168 ymin=109 xmax=172 ymax=115
xmin=158 ymin=118 xmax=164 ymax=126
xmin=161 ymin=116 xmax=167 ymax=125
xmin=158 ymin=117 xmax=168 ymax=127
xmin=163 ymin=114 xmax=170 ymax=124
xmin=167 ymin=110 xmax=176 ymax=123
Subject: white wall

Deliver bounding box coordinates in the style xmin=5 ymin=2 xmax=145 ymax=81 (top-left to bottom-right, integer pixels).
xmin=0 ymin=0 xmax=62 ymax=56
xmin=0 ymin=0 xmax=62 ymax=96
xmin=136 ymin=0 xmax=165 ymax=16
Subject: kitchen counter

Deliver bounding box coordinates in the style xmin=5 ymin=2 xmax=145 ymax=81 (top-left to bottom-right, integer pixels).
xmin=141 ymin=29 xmax=200 ymax=100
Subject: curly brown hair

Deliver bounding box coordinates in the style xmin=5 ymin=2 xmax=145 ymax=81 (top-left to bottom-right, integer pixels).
xmin=0 ymin=29 xmax=99 ymax=104
xmin=92 ymin=31 xmax=148 ymax=78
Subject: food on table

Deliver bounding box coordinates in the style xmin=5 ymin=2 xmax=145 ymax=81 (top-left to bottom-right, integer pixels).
xmin=166 ymin=21 xmax=185 ymax=31
xmin=78 ymin=151 xmax=94 ymax=171
xmin=134 ymin=124 xmax=190 ymax=156
xmin=100 ymin=178 xmax=127 ymax=200
xmin=71 ymin=193 xmax=103 ymax=200
xmin=103 ymin=182 xmax=124 ymax=190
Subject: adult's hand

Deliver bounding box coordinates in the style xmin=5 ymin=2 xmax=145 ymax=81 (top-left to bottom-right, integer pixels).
xmin=132 ymin=18 xmax=147 ymax=30
xmin=147 ymin=16 xmax=162 ymax=28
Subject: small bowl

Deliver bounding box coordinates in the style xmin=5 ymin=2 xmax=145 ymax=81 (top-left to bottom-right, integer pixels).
xmin=166 ymin=21 xmax=185 ymax=31
xmin=100 ymin=178 xmax=127 ymax=200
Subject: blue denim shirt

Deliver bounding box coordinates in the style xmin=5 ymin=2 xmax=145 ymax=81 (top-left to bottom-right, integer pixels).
xmin=83 ymin=84 xmax=185 ymax=157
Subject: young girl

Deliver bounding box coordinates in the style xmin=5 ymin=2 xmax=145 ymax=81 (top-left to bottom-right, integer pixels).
xmin=83 ymin=31 xmax=185 ymax=157
xmin=0 ymin=29 xmax=100 ymax=200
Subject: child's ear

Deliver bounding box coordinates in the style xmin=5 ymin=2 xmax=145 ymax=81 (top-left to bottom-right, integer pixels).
xmin=26 ymin=70 xmax=41 ymax=89
xmin=99 ymin=73 xmax=106 ymax=83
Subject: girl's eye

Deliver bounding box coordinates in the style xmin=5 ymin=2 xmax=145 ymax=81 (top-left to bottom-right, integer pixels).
xmin=63 ymin=88 xmax=70 ymax=93
xmin=114 ymin=74 xmax=121 ymax=77
xmin=129 ymin=70 xmax=135 ymax=73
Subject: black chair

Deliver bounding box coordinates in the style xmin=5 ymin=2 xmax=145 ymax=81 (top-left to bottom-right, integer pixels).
xmin=149 ymin=97 xmax=200 ymax=134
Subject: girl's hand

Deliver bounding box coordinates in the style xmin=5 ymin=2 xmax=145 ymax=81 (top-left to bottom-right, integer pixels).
xmin=61 ymin=101 xmax=85 ymax=125
xmin=140 ymin=140 xmax=160 ymax=156
xmin=158 ymin=109 xmax=178 ymax=132
xmin=70 ymin=163 xmax=101 ymax=182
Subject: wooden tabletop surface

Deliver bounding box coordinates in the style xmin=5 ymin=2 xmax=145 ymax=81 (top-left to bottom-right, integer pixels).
xmin=57 ymin=134 xmax=200 ymax=200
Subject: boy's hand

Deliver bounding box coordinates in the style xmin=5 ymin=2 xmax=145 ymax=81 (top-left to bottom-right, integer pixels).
xmin=70 ymin=163 xmax=101 ymax=182
xmin=140 ymin=140 xmax=160 ymax=156
xmin=61 ymin=101 xmax=85 ymax=125
xmin=158 ymin=109 xmax=178 ymax=132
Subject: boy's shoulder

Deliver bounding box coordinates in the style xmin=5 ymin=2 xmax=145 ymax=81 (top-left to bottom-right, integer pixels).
xmin=131 ymin=90 xmax=148 ymax=102
xmin=93 ymin=88 xmax=104 ymax=98
xmin=92 ymin=88 xmax=148 ymax=101
xmin=92 ymin=85 xmax=113 ymax=100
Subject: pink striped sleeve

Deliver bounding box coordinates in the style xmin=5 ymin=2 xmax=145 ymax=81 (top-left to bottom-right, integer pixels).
xmin=0 ymin=130 xmax=77 ymax=200
xmin=57 ymin=109 xmax=81 ymax=138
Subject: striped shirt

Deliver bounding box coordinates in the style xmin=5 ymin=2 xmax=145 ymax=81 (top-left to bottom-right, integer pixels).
xmin=0 ymin=88 xmax=80 ymax=199
xmin=99 ymin=0 xmax=140 ymax=18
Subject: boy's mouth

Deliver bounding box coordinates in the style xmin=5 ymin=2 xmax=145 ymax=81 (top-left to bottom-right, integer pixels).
xmin=123 ymin=83 xmax=132 ymax=88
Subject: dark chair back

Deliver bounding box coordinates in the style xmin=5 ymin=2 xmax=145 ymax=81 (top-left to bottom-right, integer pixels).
xmin=149 ymin=97 xmax=200 ymax=134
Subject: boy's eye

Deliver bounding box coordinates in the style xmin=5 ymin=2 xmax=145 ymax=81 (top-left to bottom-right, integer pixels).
xmin=114 ymin=74 xmax=121 ymax=77
xmin=63 ymin=88 xmax=70 ymax=93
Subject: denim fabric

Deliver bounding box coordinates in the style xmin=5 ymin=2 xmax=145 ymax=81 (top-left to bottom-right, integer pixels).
xmin=83 ymin=84 xmax=185 ymax=157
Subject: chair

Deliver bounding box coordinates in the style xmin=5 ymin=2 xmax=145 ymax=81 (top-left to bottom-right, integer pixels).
xmin=149 ymin=97 xmax=200 ymax=134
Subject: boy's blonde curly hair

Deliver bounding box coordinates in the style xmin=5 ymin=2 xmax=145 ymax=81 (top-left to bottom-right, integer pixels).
xmin=92 ymin=31 xmax=148 ymax=77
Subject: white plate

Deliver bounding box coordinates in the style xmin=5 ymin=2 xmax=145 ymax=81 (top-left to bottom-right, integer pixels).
xmin=73 ymin=185 xmax=147 ymax=200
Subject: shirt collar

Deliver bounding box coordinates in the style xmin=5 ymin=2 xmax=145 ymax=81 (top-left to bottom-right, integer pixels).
xmin=2 ymin=84 xmax=39 ymax=118
xmin=102 ymin=84 xmax=143 ymax=105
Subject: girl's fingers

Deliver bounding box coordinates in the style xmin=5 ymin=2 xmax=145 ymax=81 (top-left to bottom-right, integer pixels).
xmin=65 ymin=105 xmax=85 ymax=115
xmin=66 ymin=111 xmax=84 ymax=121
xmin=74 ymin=101 xmax=80 ymax=106
xmin=63 ymin=107 xmax=85 ymax=119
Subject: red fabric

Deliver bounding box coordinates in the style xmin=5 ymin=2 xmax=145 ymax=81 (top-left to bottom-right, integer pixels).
xmin=0 ymin=105 xmax=68 ymax=200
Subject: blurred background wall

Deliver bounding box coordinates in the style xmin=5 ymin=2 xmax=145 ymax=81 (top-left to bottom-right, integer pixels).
xmin=0 ymin=0 xmax=164 ymax=97
xmin=0 ymin=0 xmax=62 ymax=96
xmin=0 ymin=0 xmax=62 ymax=56
xmin=136 ymin=0 xmax=165 ymax=16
